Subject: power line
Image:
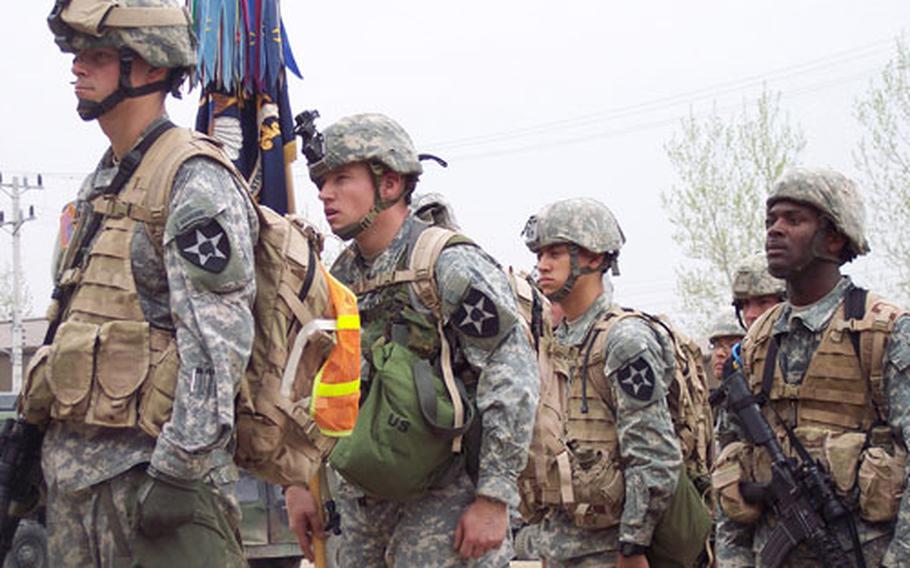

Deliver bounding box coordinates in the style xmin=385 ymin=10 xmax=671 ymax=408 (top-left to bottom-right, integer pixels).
xmin=427 ymin=37 xmax=894 ymax=152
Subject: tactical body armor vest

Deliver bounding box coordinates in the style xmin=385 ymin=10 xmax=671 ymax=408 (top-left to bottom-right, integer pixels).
xmin=21 ymin=127 xmax=231 ymax=435
xmin=21 ymin=128 xmax=356 ymax=488
xmin=520 ymin=306 xmax=713 ymax=530
xmin=717 ymin=288 xmax=908 ymax=523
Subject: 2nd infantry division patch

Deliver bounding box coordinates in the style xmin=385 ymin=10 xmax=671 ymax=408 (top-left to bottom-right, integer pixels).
xmin=176 ymin=218 xmax=231 ymax=273
xmin=454 ymin=287 xmax=500 ymax=338
xmin=617 ymin=358 xmax=655 ymax=401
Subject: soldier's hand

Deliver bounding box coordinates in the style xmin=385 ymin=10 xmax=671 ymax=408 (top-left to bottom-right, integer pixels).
xmin=285 ymin=484 xmax=326 ymax=562
xmin=617 ymin=554 xmax=650 ymax=568
xmin=453 ymin=495 xmax=507 ymax=559
xmin=137 ymin=468 xmax=201 ymax=538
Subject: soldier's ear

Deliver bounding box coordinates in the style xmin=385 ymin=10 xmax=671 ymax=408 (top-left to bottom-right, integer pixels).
xmin=379 ymin=170 xmax=405 ymax=202
xmin=822 ymin=226 xmax=848 ymax=259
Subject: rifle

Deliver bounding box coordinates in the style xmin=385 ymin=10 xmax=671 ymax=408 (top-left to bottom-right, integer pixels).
xmin=714 ymin=344 xmax=865 ymax=568
xmin=0 ymin=418 xmax=44 ymax=561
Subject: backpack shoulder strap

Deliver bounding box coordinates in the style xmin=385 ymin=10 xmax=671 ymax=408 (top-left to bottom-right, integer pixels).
xmin=841 ymin=288 xmax=907 ymax=423
xmin=408 ymin=226 xmax=475 ymax=319
xmin=408 ymin=226 xmax=457 ymax=318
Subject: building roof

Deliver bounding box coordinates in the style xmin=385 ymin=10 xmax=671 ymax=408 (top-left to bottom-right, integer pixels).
xmin=0 ymin=318 xmax=48 ymax=351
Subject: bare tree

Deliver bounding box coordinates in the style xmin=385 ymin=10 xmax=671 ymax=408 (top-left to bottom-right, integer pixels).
xmin=663 ymin=90 xmax=805 ymax=334
xmin=0 ymin=266 xmax=32 ymax=322
xmin=855 ymin=36 xmax=910 ymax=299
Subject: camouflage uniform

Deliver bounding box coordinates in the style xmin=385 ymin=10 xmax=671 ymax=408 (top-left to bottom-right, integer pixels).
xmin=714 ymin=168 xmax=909 ymax=567
xmin=41 ymin=2 xmax=256 ymax=566
xmin=311 ymin=114 xmax=538 ymax=567
xmin=330 ymin=214 xmax=537 ymax=567
xmin=715 ymin=254 xmax=783 ymax=564
xmin=715 ymin=278 xmax=907 ymax=567
xmin=521 ymin=198 xmax=682 ymax=567
xmin=42 ymin=117 xmax=257 ymax=568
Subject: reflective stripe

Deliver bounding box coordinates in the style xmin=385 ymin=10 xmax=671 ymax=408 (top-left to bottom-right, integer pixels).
xmin=336 ymin=314 xmax=360 ymax=330
xmin=315 ymin=377 xmax=361 ymax=398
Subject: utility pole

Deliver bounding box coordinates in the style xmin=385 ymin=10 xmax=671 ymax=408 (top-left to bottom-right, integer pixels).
xmin=0 ymin=173 xmax=42 ymax=394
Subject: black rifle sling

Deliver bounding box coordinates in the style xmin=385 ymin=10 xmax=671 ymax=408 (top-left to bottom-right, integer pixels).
xmin=761 ymin=336 xmax=780 ymax=399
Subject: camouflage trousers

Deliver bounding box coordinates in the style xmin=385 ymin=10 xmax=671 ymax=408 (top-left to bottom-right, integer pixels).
xmin=46 ymin=465 xmax=246 ymax=568
xmin=515 ymin=515 xmax=618 ymax=568
xmin=715 ymin=532 xmax=892 ymax=567
xmin=333 ymin=471 xmax=513 ymax=568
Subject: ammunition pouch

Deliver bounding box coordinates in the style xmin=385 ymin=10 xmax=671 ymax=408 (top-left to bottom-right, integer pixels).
xmin=858 ymin=442 xmax=907 ymax=523
xmin=20 ymin=320 xmax=177 ymax=438
xmin=563 ymin=446 xmax=625 ymax=529
xmin=713 ymin=441 xmax=763 ymax=524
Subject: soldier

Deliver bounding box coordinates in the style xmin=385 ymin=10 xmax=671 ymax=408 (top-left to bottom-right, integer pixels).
xmin=712 ymin=167 xmax=910 ymax=566
xmin=285 ymin=113 xmax=538 ymax=567
xmin=521 ymin=198 xmax=683 ymax=567
xmin=20 ymin=1 xmax=258 ymax=565
xmin=731 ymin=252 xmax=786 ymax=330
xmin=707 ymin=313 xmax=745 ymax=384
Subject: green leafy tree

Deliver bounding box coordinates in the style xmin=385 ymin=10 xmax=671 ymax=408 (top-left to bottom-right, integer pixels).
xmin=855 ymin=37 xmax=910 ymax=299
xmin=663 ymin=90 xmax=805 ymax=335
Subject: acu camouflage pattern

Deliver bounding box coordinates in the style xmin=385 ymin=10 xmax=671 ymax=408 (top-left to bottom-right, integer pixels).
xmin=329 ymin=214 xmax=538 ymax=566
xmin=709 ymin=312 xmax=746 ymax=343
xmin=41 ymin=118 xmax=258 ymax=565
xmin=308 ymin=113 xmax=423 ymax=184
xmin=522 ymin=197 xmax=626 ymax=255
xmin=532 ymin=293 xmax=681 ymax=564
xmin=412 ymin=191 xmax=461 ymax=230
xmin=715 ymin=277 xmax=910 ymax=567
xmin=768 ymin=167 xmax=870 ymax=259
xmin=732 ymin=252 xmax=786 ymax=302
xmin=52 ymin=0 xmax=196 ymax=69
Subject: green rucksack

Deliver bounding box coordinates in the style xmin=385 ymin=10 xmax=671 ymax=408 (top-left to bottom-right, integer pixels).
xmin=328 ymin=226 xmax=477 ymax=500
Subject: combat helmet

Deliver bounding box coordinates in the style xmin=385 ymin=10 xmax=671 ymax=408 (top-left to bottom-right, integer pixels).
xmin=48 ymin=0 xmax=196 ymax=120
xmin=522 ymin=197 xmax=625 ymax=301
xmin=731 ymin=252 xmax=786 ymax=304
xmin=707 ymin=312 xmax=745 ymax=344
xmin=767 ymin=167 xmax=870 ymax=263
xmin=411 ymin=192 xmax=460 ymax=231
xmin=306 ymin=113 xmax=446 ymax=240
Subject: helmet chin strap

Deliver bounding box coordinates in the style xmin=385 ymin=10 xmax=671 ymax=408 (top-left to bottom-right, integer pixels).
xmin=333 ymin=164 xmax=403 ymax=241
xmin=787 ymin=228 xmax=841 ymax=276
xmin=544 ymin=244 xmax=603 ymax=302
xmin=77 ymin=48 xmax=171 ymax=121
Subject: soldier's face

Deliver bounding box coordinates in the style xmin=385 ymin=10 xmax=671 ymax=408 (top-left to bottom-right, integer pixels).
xmin=71 ymin=48 xmax=121 ymax=103
xmin=318 ymin=163 xmax=375 ymax=232
xmin=741 ymin=294 xmax=780 ymax=329
xmin=535 ymin=244 xmax=571 ymax=297
xmin=710 ymin=335 xmax=740 ymax=378
xmin=765 ymin=201 xmax=822 ymax=278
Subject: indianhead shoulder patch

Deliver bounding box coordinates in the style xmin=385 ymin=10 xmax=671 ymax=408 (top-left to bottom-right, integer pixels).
xmin=453 ymin=287 xmax=500 ymax=338
xmin=617 ymin=357 xmax=656 ymax=401
xmin=175 ymin=218 xmax=231 ymax=273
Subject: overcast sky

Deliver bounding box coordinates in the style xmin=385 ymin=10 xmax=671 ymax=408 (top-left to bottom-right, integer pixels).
xmin=1 ymin=1 xmax=908 ymax=332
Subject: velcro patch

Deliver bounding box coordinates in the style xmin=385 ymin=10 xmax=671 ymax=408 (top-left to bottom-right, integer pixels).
xmin=175 ymin=218 xmax=231 ymax=273
xmin=617 ymin=357 xmax=656 ymax=401
xmin=453 ymin=288 xmax=500 ymax=338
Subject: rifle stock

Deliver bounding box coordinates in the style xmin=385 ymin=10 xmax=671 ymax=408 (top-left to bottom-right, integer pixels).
xmin=0 ymin=418 xmax=43 ymax=562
